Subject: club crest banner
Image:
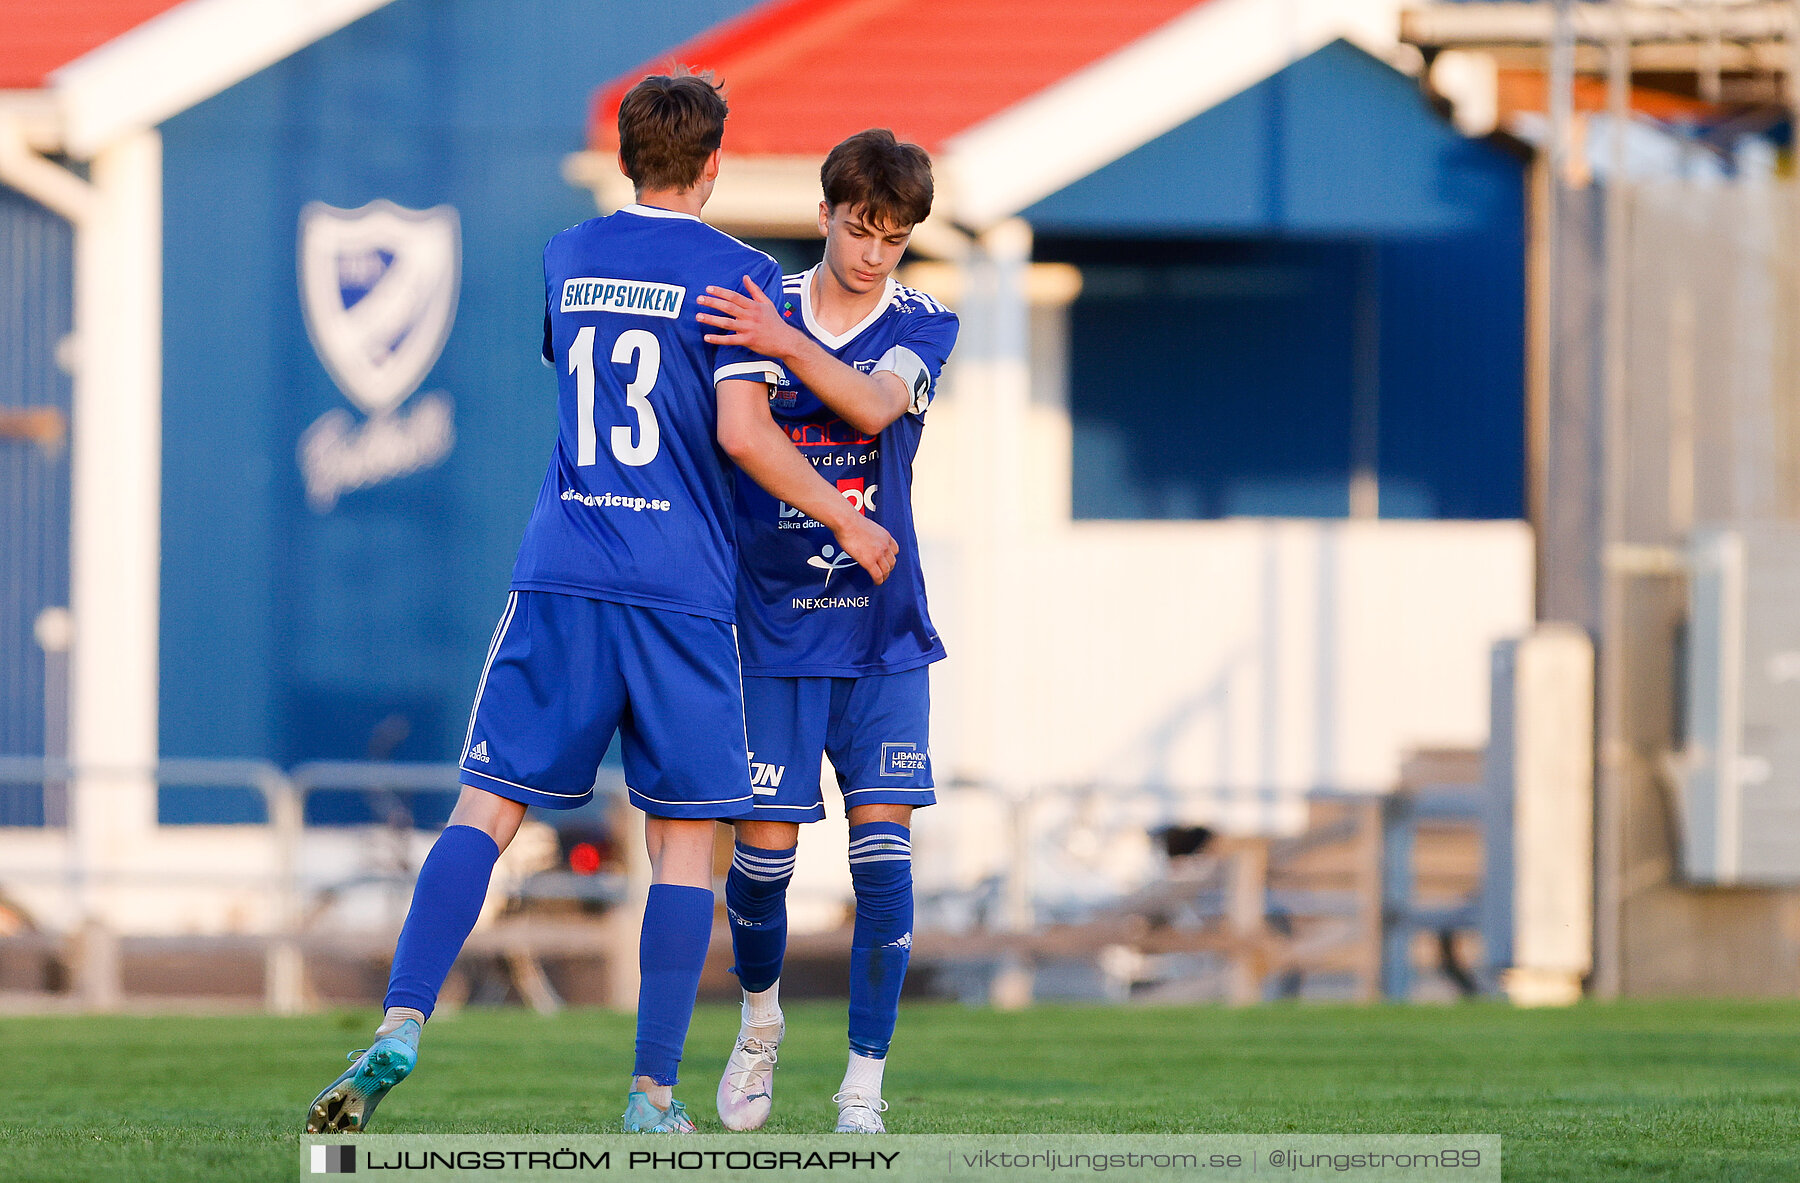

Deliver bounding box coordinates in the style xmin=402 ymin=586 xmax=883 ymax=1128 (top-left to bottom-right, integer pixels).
xmin=297 ymin=200 xmax=460 ymax=511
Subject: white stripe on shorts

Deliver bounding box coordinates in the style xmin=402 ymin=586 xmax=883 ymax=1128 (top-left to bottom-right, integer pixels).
xmin=460 ymin=592 xmax=519 ymax=761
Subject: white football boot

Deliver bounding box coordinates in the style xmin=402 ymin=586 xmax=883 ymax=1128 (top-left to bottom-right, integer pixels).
xmin=832 ymin=1089 xmax=888 ymax=1133
xmin=716 ymin=1019 xmax=784 ymax=1131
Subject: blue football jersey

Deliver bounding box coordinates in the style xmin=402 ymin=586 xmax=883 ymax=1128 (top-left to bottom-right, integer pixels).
xmin=510 ymin=205 xmax=782 ymax=621
xmin=734 ymin=266 xmax=960 ymax=675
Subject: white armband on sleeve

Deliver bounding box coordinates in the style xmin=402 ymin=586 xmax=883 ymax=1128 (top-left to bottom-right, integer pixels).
xmin=715 ymin=360 xmax=782 ymax=387
xmin=877 ymin=345 xmax=933 ymax=414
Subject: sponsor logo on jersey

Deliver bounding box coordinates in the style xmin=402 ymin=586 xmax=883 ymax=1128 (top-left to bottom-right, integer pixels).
xmin=769 ymin=368 xmax=798 ymax=409
xmin=785 ymin=421 xmax=875 ymax=449
xmin=561 ymin=489 xmax=672 ymax=513
xmin=790 ymin=595 xmax=871 ymax=610
xmin=806 ymin=448 xmax=880 ymax=470
xmin=806 ymin=543 xmax=859 ymax=589
xmin=837 ymin=478 xmax=877 ymax=514
xmin=780 ymin=481 xmax=878 ymax=527
xmin=775 ymin=500 xmax=827 ymax=530
xmin=880 ymin=742 xmax=927 ymax=777
xmin=298 ymin=200 xmax=461 ymax=512
xmin=559 ymin=277 xmax=684 ymax=319
xmin=467 ymin=740 xmax=491 ymax=764
xmin=749 ymin=754 xmax=786 ymax=794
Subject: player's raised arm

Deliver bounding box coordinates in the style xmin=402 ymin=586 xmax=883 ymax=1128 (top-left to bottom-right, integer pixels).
xmin=698 ymin=276 xmax=910 ymax=435
xmin=716 ymin=377 xmax=898 ymax=584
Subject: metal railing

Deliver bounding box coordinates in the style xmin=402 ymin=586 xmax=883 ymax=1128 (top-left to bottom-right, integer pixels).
xmin=0 ymin=758 xmax=481 ymax=1012
xmin=0 ymin=757 xmax=1507 ymax=1010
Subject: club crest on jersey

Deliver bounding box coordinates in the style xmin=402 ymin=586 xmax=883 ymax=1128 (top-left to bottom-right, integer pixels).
xmin=297 ymin=200 xmax=460 ymax=512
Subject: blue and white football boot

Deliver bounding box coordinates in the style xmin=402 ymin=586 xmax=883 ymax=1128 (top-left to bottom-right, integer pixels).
xmin=305 ymin=1019 xmax=420 ymax=1133
xmin=622 ymin=1091 xmax=697 ymax=1133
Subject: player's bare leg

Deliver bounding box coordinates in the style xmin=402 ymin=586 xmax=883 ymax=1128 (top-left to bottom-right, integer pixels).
xmin=834 ymin=803 xmax=913 ymax=1133
xmin=622 ymin=816 xmax=717 ymax=1133
xmin=717 ymin=819 xmax=799 ymax=1130
xmin=306 ymin=787 xmax=526 ymax=1132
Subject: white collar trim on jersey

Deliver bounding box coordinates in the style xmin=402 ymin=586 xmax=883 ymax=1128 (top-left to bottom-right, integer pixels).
xmin=800 ymin=264 xmax=896 ymax=350
xmin=620 ymin=203 xmax=701 ymax=222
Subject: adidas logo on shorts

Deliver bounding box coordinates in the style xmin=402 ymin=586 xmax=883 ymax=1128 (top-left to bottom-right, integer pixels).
xmin=468 ymin=740 xmax=491 ymax=764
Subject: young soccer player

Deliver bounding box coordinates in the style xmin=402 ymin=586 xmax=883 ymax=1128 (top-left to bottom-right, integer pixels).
xmin=304 ymin=72 xmax=897 ymax=1136
xmin=694 ymin=129 xmax=958 ymax=1134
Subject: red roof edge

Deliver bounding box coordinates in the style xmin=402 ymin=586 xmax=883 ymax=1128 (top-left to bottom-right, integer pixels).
xmin=0 ymin=0 xmax=189 ymax=91
xmin=586 ymin=0 xmax=839 ymax=151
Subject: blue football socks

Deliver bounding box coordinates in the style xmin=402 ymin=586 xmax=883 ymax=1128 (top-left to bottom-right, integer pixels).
xmin=384 ymin=824 xmax=501 ymax=1019
xmin=725 ymin=840 xmax=797 ymax=994
xmin=846 ymin=822 xmax=914 ymax=1059
xmin=633 ymin=883 xmax=715 ymax=1086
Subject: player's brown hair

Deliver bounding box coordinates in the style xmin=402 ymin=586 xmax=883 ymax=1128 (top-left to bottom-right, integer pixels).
xmin=617 ymin=68 xmax=728 ymax=192
xmin=821 ymin=129 xmax=934 ymax=230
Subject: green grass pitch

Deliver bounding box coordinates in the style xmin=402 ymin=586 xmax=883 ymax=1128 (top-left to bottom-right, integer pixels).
xmin=0 ymin=999 xmax=1795 ymax=1181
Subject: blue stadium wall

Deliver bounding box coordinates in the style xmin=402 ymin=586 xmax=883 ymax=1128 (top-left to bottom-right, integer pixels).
xmin=1026 ymin=41 xmax=1526 ymax=521
xmin=158 ymin=0 xmax=761 ymax=820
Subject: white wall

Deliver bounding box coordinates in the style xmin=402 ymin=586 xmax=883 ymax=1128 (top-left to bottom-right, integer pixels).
xmin=784 ymin=516 xmax=1534 ymax=923
xmin=918 ymin=517 xmax=1532 ymax=833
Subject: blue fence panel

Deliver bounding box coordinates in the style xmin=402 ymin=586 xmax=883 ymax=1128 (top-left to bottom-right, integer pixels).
xmin=0 ymin=185 xmax=74 ymax=825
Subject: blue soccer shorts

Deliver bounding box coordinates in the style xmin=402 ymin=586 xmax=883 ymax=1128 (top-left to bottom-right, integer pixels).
xmin=458 ymin=591 xmax=755 ymax=819
xmin=740 ymin=666 xmax=936 ymax=823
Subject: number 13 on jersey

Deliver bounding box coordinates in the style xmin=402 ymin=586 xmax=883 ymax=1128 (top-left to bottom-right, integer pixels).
xmin=570 ymin=326 xmax=661 ymax=467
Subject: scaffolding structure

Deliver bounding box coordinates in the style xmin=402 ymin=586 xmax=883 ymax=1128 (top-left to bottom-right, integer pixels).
xmin=1407 ymin=0 xmax=1800 ymax=995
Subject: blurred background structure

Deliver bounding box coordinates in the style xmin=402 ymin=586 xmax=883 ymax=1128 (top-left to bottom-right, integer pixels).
xmin=0 ymin=0 xmax=1795 ymax=1012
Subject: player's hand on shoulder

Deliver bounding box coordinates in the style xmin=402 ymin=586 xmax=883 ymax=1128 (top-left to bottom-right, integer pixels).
xmin=834 ymin=513 xmax=898 ymax=585
xmin=697 ymin=275 xmax=801 ymax=359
